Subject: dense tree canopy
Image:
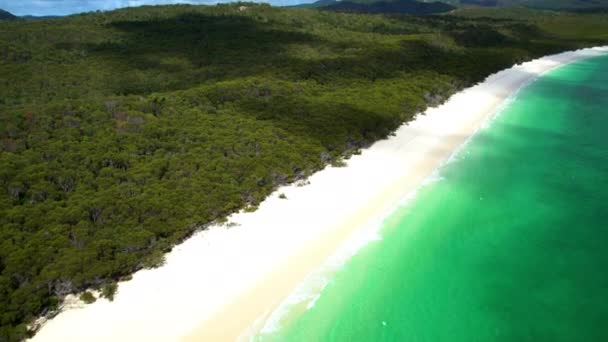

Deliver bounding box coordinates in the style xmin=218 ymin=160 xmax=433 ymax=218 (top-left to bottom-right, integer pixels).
xmin=1 ymin=3 xmax=607 ymax=340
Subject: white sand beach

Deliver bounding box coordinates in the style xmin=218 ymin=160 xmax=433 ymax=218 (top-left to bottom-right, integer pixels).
xmin=31 ymin=46 xmax=608 ymax=342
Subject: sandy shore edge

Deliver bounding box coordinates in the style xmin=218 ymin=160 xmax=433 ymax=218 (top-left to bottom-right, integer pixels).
xmin=32 ymin=47 xmax=607 ymax=342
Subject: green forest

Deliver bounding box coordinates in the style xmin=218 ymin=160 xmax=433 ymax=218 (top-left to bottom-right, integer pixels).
xmin=1 ymin=2 xmax=607 ymax=340
xmin=301 ymin=0 xmax=608 ymax=10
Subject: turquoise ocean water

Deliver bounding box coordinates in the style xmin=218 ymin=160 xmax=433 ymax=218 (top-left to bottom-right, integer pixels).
xmin=257 ymin=53 xmax=608 ymax=341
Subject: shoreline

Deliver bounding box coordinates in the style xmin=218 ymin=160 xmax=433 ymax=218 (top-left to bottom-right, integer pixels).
xmin=31 ymin=47 xmax=608 ymax=342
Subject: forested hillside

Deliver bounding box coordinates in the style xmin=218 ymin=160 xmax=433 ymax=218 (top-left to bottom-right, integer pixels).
xmin=323 ymin=0 xmax=455 ymax=14
xmin=1 ymin=3 xmax=607 ymax=340
xmin=433 ymin=0 xmax=608 ymax=9
xmin=298 ymin=0 xmax=456 ymax=13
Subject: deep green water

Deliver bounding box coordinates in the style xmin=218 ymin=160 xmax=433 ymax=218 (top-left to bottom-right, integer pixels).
xmin=258 ymin=54 xmax=608 ymax=341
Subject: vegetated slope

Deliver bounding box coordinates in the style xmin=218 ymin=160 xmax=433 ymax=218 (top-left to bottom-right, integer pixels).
xmin=0 ymin=9 xmax=18 ymax=21
xmin=297 ymin=0 xmax=455 ymax=13
xmin=440 ymin=0 xmax=608 ymax=9
xmin=511 ymin=0 xmax=608 ymax=9
xmin=295 ymin=0 xmax=607 ymax=12
xmin=1 ymin=3 xmax=608 ymax=340
xmin=323 ymin=0 xmax=455 ymax=14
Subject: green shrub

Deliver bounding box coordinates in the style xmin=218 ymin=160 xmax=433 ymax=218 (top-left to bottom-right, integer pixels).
xmin=101 ymin=283 xmax=118 ymax=302
xmin=79 ymin=292 xmax=97 ymax=304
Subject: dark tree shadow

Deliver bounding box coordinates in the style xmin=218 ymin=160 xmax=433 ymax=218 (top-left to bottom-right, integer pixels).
xmin=82 ymin=12 xmax=321 ymax=94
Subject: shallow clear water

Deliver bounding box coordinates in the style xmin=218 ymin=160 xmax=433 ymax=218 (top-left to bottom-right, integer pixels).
xmin=257 ymin=54 xmax=608 ymax=341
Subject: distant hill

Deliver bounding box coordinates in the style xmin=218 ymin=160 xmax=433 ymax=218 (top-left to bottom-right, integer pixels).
xmin=21 ymin=15 xmax=62 ymax=20
xmin=507 ymin=0 xmax=608 ymax=9
xmin=0 ymin=8 xmax=62 ymax=21
xmin=0 ymin=9 xmax=18 ymax=21
xmin=437 ymin=0 xmax=608 ymax=9
xmin=303 ymin=0 xmax=456 ymax=14
xmin=295 ymin=0 xmax=340 ymax=7
xmin=459 ymin=0 xmax=499 ymax=6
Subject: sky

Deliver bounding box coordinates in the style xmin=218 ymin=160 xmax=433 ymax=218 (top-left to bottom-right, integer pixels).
xmin=0 ymin=0 xmax=307 ymax=16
